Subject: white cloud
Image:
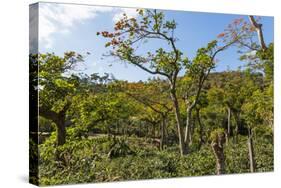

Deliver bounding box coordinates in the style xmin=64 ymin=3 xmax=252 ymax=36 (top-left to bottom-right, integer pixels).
xmin=39 ymin=3 xmax=113 ymax=49
xmin=112 ymin=8 xmax=139 ymax=23
xmin=38 ymin=3 xmax=139 ymax=49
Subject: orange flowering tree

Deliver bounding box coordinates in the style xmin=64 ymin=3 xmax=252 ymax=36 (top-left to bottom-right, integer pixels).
xmin=98 ymin=9 xmax=237 ymax=156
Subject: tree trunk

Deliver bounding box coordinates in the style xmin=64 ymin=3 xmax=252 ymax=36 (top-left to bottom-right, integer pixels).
xmin=39 ymin=106 xmax=67 ymax=146
xmin=170 ymin=89 xmax=187 ymax=156
xmin=227 ymin=107 xmax=231 ymax=144
xmin=196 ymin=109 xmax=204 ymax=149
xmin=189 ymin=117 xmax=195 ymax=145
xmin=165 ymin=119 xmax=169 ymax=138
xmin=211 ymin=135 xmax=226 ymax=175
xmin=233 ymin=113 xmax=240 ymax=144
xmin=249 ymin=16 xmax=267 ymax=51
xmin=248 ymin=128 xmax=256 ymax=173
xmin=56 ymin=118 xmax=66 ymax=146
xmin=184 ymin=106 xmax=193 ymax=153
xmin=160 ymin=117 xmax=166 ymax=150
xmin=212 ymin=143 xmax=225 ymax=175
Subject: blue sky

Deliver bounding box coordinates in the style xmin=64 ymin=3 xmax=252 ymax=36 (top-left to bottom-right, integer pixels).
xmin=38 ymin=2 xmax=274 ymax=82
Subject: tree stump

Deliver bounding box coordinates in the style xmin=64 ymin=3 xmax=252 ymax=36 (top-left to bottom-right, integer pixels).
xmin=211 ymin=129 xmax=226 ymax=175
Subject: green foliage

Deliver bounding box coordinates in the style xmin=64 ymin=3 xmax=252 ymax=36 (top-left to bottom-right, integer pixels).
xmin=39 ymin=117 xmax=55 ymax=132
xmin=107 ymin=137 xmax=135 ymax=158
xmin=240 ymin=43 xmax=274 ymax=82
xmin=210 ymin=128 xmax=225 ymax=142
xmin=38 ymin=135 xmax=273 ymax=185
xmin=242 ymin=87 xmax=273 ymax=128
xmin=39 ymin=52 xmax=83 ymax=113
xmin=36 ymin=11 xmax=273 ymax=186
xmin=257 ymin=43 xmax=274 ymax=81
xmin=178 ymin=146 xmax=216 ymax=176
xmin=185 ymin=40 xmax=218 ymax=78
xmin=224 ymin=136 xmax=273 ymax=173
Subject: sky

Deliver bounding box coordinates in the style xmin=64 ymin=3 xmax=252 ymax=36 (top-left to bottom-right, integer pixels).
xmin=36 ymin=2 xmax=274 ymax=82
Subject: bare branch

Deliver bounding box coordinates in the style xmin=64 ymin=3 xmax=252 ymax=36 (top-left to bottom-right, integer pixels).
xmin=248 ymin=16 xmax=267 ymax=50
xmin=113 ymin=52 xmax=170 ymax=78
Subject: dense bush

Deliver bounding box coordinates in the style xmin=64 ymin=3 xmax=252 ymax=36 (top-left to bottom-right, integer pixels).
xmin=38 ymin=134 xmax=273 ymax=186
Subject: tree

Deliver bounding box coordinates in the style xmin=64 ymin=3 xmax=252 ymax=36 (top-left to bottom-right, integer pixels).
xmin=206 ymin=71 xmax=248 ymax=143
xmin=210 ymin=128 xmax=226 ymax=175
xmin=73 ymin=77 xmax=140 ymax=137
xmin=180 ymin=40 xmax=234 ymax=151
xmin=248 ymin=16 xmax=267 ymax=51
xmin=219 ymin=15 xmax=273 ymax=171
xmin=242 ymin=84 xmax=273 ymax=172
xmin=38 ymin=52 xmax=83 ymax=146
xmin=219 ymin=16 xmax=273 ymax=83
xmin=123 ymin=79 xmax=173 ymax=150
xmin=98 ymin=9 xmax=236 ymax=156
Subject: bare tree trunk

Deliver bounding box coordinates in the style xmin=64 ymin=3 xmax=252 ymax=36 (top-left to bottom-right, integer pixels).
xmin=249 ymin=16 xmax=267 ymax=51
xmin=211 ymin=134 xmax=226 ymax=175
xmin=170 ymin=89 xmax=187 ymax=156
xmin=189 ymin=118 xmax=194 ymax=145
xmin=184 ymin=104 xmax=196 ymax=153
xmin=212 ymin=143 xmax=225 ymax=175
xmin=160 ymin=116 xmax=166 ymax=150
xmin=196 ymin=109 xmax=204 ymax=149
xmin=165 ymin=119 xmax=169 ymax=139
xmin=248 ymin=128 xmax=256 ymax=173
xmin=160 ymin=119 xmax=164 ymax=150
xmin=226 ymin=107 xmax=231 ymax=145
xmin=184 ymin=107 xmax=192 ymax=144
xmin=233 ymin=113 xmax=240 ymax=144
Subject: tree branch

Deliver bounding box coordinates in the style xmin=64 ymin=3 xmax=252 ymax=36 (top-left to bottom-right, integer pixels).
xmin=39 ymin=106 xmax=58 ymax=122
xmin=248 ymin=16 xmax=267 ymax=51
xmin=116 ymin=53 xmax=170 ymax=77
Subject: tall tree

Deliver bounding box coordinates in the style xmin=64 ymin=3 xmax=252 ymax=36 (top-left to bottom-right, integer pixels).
xmin=98 ymin=9 xmax=236 ymax=155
